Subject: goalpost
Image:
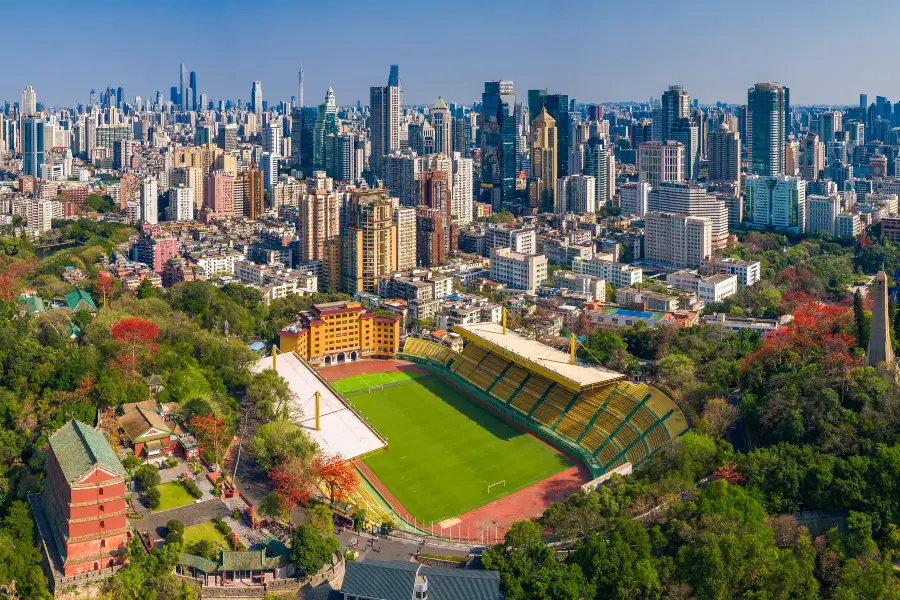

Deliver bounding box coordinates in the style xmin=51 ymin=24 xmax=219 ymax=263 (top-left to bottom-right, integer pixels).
xmin=487 ymin=480 xmax=506 ymax=494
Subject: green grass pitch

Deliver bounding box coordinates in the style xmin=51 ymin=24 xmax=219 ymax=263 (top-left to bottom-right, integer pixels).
xmin=346 ymin=374 xmax=572 ymax=523
xmin=331 ymin=370 xmax=425 ymax=394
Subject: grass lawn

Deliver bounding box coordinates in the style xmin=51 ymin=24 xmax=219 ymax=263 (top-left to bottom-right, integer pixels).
xmin=348 ymin=374 xmax=571 ymax=523
xmin=331 ymin=370 xmax=425 ymax=394
xmin=152 ymin=481 xmax=196 ymax=512
xmin=182 ymin=522 xmax=229 ymax=551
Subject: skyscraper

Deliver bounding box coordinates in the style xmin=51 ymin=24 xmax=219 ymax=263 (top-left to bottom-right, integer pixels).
xmin=22 ymin=116 xmax=44 ymax=178
xmin=708 ymin=123 xmax=741 ymax=185
xmin=180 ymin=63 xmax=188 ymax=110
xmin=343 ymin=190 xmax=397 ymax=295
xmin=369 ymin=66 xmax=402 ymax=177
xmin=653 ymin=85 xmax=691 ymax=142
xmin=314 ymin=88 xmax=338 ymax=170
xmin=747 ymin=83 xmax=786 ymax=176
xmin=298 ymin=65 xmax=304 ymax=108
xmin=670 ymin=118 xmax=699 ymax=180
xmin=431 ymin=97 xmax=451 ymax=156
xmin=638 ymin=141 xmax=684 ymax=189
xmin=189 ymin=71 xmax=197 ymax=111
xmin=251 ymin=81 xmax=263 ymax=119
xmin=21 ymin=85 xmax=36 ymax=116
xmin=481 ymin=80 xmax=516 ymax=212
xmin=529 ymin=108 xmax=557 ymax=212
xmin=528 ymin=90 xmax=571 ymax=176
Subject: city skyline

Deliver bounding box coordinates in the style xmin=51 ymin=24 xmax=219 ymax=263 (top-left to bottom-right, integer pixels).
xmin=3 ymin=0 xmax=898 ymax=108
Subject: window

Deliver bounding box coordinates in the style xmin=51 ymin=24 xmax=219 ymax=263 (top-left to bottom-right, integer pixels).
xmin=100 ymin=520 xmax=105 ymax=529
xmin=99 ymin=487 xmax=104 ymax=496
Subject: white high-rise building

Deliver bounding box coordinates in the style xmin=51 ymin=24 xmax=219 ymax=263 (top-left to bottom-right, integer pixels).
xmin=168 ymin=185 xmax=194 ymax=221
xmin=638 ymin=141 xmax=684 ymax=189
xmin=25 ymin=199 xmax=52 ymax=237
xmin=644 ymin=212 xmax=712 ymax=268
xmin=251 ymin=81 xmax=263 ymax=119
xmin=619 ymin=182 xmax=650 ymax=217
xmin=262 ymin=123 xmax=282 ymax=156
xmin=583 ymin=139 xmax=614 ymax=207
xmin=370 ymin=65 xmax=402 ymax=177
xmin=806 ymin=194 xmax=840 ymax=236
xmin=451 ymin=152 xmax=473 ymax=225
xmin=489 ymin=247 xmax=548 ymax=292
xmin=647 ymin=182 xmax=729 ymax=249
xmin=393 ymin=207 xmax=417 ymax=271
xmin=140 ymin=177 xmax=158 ymax=225
xmin=261 ymin=152 xmax=278 ymax=190
xmin=21 ymin=85 xmax=37 ymax=116
xmin=744 ymin=175 xmax=807 ymax=232
xmin=557 ymin=174 xmax=596 ymax=213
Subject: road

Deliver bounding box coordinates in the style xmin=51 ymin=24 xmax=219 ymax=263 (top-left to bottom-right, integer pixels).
xmin=335 ymin=529 xmax=470 ymax=563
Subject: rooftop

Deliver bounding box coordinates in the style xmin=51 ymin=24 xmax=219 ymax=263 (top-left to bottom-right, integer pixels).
xmin=454 ymin=322 xmax=622 ymax=391
xmin=49 ymin=419 xmax=125 ymax=484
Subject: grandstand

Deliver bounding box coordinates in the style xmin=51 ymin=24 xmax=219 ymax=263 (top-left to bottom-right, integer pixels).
xmin=400 ymin=322 xmax=688 ymax=477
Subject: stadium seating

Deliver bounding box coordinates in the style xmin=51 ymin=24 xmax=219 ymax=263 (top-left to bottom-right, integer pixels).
xmin=412 ymin=338 xmax=690 ymax=474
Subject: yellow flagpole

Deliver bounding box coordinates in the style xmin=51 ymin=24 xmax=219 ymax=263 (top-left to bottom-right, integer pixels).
xmin=570 ymin=333 xmax=576 ymax=365
xmin=272 ymin=344 xmax=277 ymax=370
xmin=502 ymin=307 xmax=507 ymax=335
xmin=315 ymin=391 xmax=321 ymax=431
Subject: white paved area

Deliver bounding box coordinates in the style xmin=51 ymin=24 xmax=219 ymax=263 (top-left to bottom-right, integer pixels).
xmin=253 ymin=353 xmax=386 ymax=460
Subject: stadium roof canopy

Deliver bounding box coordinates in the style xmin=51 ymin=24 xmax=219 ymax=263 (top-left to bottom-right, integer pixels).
xmin=453 ymin=322 xmax=623 ymax=392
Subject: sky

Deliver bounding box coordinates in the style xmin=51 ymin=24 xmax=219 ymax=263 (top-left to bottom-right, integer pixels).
xmin=4 ymin=0 xmax=899 ymax=110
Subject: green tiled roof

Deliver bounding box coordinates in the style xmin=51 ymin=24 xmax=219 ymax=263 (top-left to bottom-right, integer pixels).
xmin=220 ymin=549 xmax=283 ymax=571
xmin=422 ymin=567 xmax=500 ymax=600
xmin=20 ymin=295 xmax=45 ymax=315
xmin=342 ymin=561 xmax=420 ymax=600
xmin=179 ymin=553 xmax=219 ymax=573
xmin=64 ymin=289 xmax=98 ymax=312
xmin=49 ymin=419 xmax=125 ymax=484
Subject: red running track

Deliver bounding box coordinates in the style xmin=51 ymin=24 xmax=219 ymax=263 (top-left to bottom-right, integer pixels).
xmin=318 ymin=359 xmax=591 ymax=542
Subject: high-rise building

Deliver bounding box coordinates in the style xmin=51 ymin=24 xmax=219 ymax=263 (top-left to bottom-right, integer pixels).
xmin=314 ymin=88 xmax=338 ymax=170
xmin=744 ymin=175 xmax=806 ymax=232
xmin=204 ymin=171 xmax=235 ymax=216
xmin=343 ymin=190 xmax=397 ymax=294
xmin=298 ymin=65 xmax=304 ymax=108
xmin=619 ymin=181 xmax=651 ymax=218
xmin=242 ymin=163 xmax=265 ymax=220
xmin=189 ymin=71 xmax=197 ymax=111
xmin=22 ymin=116 xmax=44 ymax=178
xmin=671 ymin=118 xmax=699 ymax=180
xmin=370 ymin=66 xmax=402 ymax=177
xmin=260 ymin=152 xmax=279 ymax=190
xmin=251 ymin=81 xmax=263 ymax=119
xmin=481 ymin=80 xmax=516 ymax=212
xmin=298 ymin=191 xmax=343 ymax=291
xmin=800 ymin=133 xmax=825 ymax=181
xmin=747 ymin=83 xmax=786 ymax=176
xmin=860 ymin=94 xmax=868 ymax=110
xmin=262 ymin=123 xmax=282 ymax=155
xmin=652 ymin=85 xmax=691 ymax=142
xmin=644 ymin=212 xmax=712 ymax=268
xmin=179 ymin=63 xmax=188 ymax=109
xmin=648 ymin=182 xmax=729 ymax=249
xmin=638 ymin=141 xmax=684 ymax=189
xmin=818 ymin=111 xmax=842 ymax=145
xmin=451 ymin=152 xmax=474 ymax=225
xmin=583 ymin=138 xmax=614 ymax=208
xmin=707 ymin=123 xmax=741 ymax=185
xmin=431 ymin=97 xmax=451 ymax=156
xmin=217 ymin=123 xmax=238 ymax=153
xmin=805 ymin=194 xmax=839 ymax=236
xmin=529 ymin=108 xmax=557 ymax=212
xmin=168 ymin=185 xmax=194 ymax=221
xmin=141 ymin=176 xmax=158 ymax=224
xmin=393 ymin=207 xmax=417 ymax=271
xmin=557 ymin=174 xmax=596 ymax=213
xmin=528 ymin=90 xmax=571 ymax=176
xmin=21 ymin=85 xmax=37 ymax=116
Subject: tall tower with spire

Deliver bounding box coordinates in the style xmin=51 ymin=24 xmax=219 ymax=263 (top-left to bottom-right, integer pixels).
xmin=298 ymin=65 xmax=304 ymax=108
xmin=867 ymin=269 xmax=894 ymax=367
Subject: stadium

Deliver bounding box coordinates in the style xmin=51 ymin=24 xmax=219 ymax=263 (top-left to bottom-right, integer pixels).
xmin=260 ymin=319 xmax=687 ymax=542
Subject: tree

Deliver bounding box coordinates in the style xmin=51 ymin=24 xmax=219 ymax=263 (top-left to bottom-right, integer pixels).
xmin=579 ymin=329 xmax=629 ymax=368
xmin=656 ymin=353 xmax=696 ymax=399
xmin=313 ymin=453 xmax=359 ymax=506
xmin=110 ymin=317 xmax=159 ymax=377
xmin=134 ymin=464 xmax=160 ymax=490
xmin=250 ymin=419 xmax=316 ymax=472
xmin=165 ymin=519 xmax=184 ymax=545
xmin=186 ymin=539 xmax=219 ymax=562
xmin=854 ymin=289 xmax=867 ymax=349
xmin=290 ymin=524 xmax=340 ymax=575
xmin=259 ymin=492 xmax=289 ymax=521
xmin=188 ymin=414 xmax=230 ymax=471
xmin=307 ymin=503 xmax=334 ymax=536
xmin=503 ymin=520 xmax=542 ymax=549
xmin=701 ymin=398 xmax=739 ymax=440
xmin=269 ymin=457 xmax=317 ymax=509
xmin=245 ymin=369 xmax=296 ymax=420
xmin=145 ymin=486 xmax=161 ymax=509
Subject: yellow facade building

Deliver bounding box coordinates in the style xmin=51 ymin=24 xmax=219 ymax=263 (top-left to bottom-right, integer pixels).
xmin=278 ymin=301 xmax=401 ymax=364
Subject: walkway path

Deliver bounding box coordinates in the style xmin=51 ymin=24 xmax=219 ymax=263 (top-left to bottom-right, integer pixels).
xmin=129 ymin=499 xmax=230 ymax=541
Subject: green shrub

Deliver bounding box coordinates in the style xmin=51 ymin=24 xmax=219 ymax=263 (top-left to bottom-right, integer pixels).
xmin=185 ymin=480 xmax=202 ymax=499
xmin=233 ymin=509 xmax=241 ymax=521
xmin=123 ymin=455 xmax=141 ymax=471
xmin=134 ymin=464 xmax=160 ymax=490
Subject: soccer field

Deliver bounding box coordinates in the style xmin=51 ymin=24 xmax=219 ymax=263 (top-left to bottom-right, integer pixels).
xmin=346 ymin=374 xmax=571 ymax=523
xmin=331 ymin=370 xmax=425 ymax=394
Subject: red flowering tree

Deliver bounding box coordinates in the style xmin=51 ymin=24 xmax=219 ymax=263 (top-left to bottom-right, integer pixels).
xmin=714 ymin=462 xmax=743 ymax=485
xmin=110 ymin=317 xmax=159 ymax=377
xmin=313 ymin=453 xmax=359 ymax=506
xmin=189 ymin=414 xmax=231 ymax=472
xmin=269 ymin=457 xmax=317 ymax=509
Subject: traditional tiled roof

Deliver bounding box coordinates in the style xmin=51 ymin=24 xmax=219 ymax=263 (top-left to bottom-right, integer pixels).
xmin=179 ymin=553 xmax=219 ymax=573
xmin=118 ymin=407 xmax=173 ymax=442
xmin=20 ymin=295 xmax=45 ymax=315
xmin=48 ymin=419 xmax=125 ymax=484
xmin=64 ymin=289 xmax=98 ymax=312
xmin=220 ymin=549 xmax=282 ymax=571
xmin=421 ymin=567 xmax=500 ymax=600
xmin=341 ymin=561 xmax=420 ymax=600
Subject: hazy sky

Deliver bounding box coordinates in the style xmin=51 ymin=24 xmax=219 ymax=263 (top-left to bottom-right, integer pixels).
xmin=4 ymin=0 xmax=898 ymax=109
